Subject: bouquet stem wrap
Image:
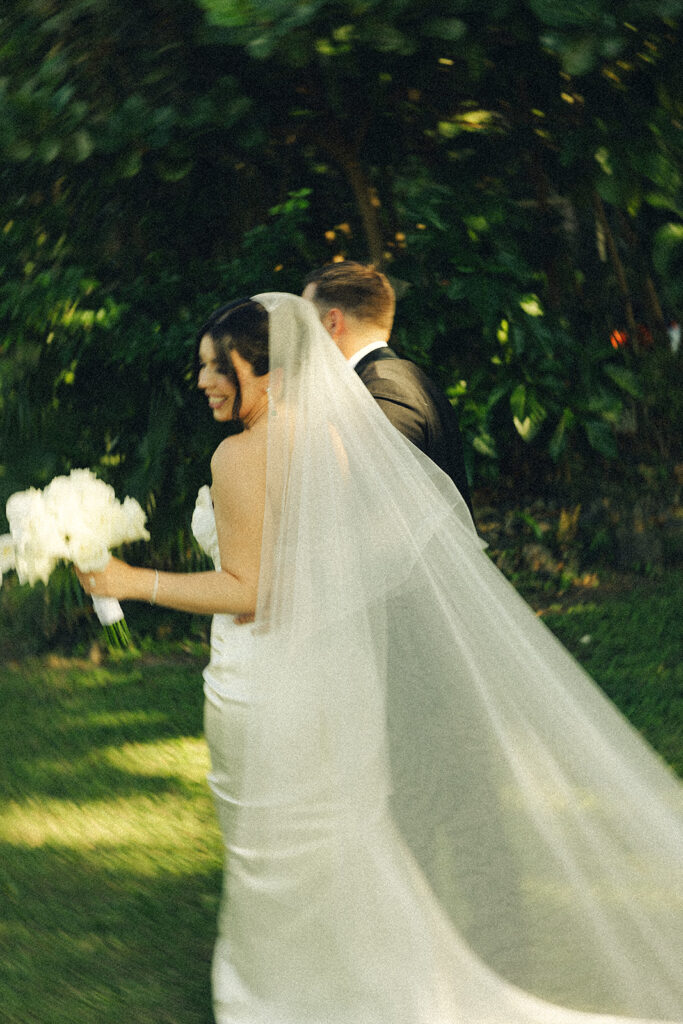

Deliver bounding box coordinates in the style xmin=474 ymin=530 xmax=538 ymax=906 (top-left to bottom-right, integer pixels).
xmin=91 ymin=595 xmax=132 ymax=648
xmin=91 ymin=595 xmax=125 ymax=626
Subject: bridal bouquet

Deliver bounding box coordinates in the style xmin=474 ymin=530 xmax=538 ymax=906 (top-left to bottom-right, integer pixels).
xmin=1 ymin=468 xmax=150 ymax=647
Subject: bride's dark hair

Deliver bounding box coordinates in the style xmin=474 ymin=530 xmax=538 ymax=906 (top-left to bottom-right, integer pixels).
xmin=197 ymin=298 xmax=269 ymax=420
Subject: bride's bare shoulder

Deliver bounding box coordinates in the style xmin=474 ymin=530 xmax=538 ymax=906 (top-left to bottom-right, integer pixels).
xmin=210 ymin=429 xmax=267 ymax=505
xmin=211 ymin=430 xmax=244 ymax=469
xmin=212 ymin=424 xmax=266 ymax=465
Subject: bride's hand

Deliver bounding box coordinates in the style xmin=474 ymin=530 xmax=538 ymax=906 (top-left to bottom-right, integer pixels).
xmin=75 ymin=556 xmax=132 ymax=599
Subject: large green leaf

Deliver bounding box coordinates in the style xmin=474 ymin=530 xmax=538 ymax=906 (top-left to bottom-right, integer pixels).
xmin=652 ymin=222 xmax=683 ymax=276
xmin=652 ymin=222 xmax=683 ymax=306
xmin=584 ymin=419 xmax=618 ymax=459
xmin=603 ymin=364 xmax=643 ymax=399
xmin=549 ymin=407 xmax=575 ymax=461
xmin=510 ymin=383 xmax=547 ymax=441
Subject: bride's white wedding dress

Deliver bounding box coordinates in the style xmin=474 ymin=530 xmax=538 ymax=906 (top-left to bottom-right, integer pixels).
xmin=191 ymin=474 xmax=681 ymax=1024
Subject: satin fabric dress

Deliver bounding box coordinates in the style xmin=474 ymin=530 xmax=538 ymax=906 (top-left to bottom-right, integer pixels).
xmin=191 ymin=484 xmax=679 ymax=1024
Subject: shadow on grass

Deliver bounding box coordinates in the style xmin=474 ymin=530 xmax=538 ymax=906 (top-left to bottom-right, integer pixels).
xmin=0 ymin=654 xmax=222 ymax=1024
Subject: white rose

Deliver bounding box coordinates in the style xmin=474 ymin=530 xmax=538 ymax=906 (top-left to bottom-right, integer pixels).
xmin=116 ymin=497 xmax=150 ymax=545
xmin=68 ymin=531 xmax=111 ymax=573
xmin=6 ymin=488 xmax=44 ymax=534
xmin=14 ymin=513 xmax=66 ymax=585
xmin=15 ymin=543 xmax=59 ymax=587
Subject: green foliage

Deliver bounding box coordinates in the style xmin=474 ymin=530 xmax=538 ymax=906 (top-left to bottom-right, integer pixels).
xmin=0 ymin=0 xmax=681 ymax=648
xmin=388 ymin=162 xmax=645 ymax=486
xmin=653 ymin=222 xmax=683 ymax=307
xmin=530 ymin=0 xmax=683 ymax=74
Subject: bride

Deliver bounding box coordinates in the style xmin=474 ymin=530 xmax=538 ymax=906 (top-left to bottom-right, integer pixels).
xmin=80 ymin=293 xmax=682 ymax=1024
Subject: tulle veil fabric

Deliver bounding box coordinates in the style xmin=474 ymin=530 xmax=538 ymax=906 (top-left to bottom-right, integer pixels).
xmin=219 ymin=293 xmax=682 ymax=1023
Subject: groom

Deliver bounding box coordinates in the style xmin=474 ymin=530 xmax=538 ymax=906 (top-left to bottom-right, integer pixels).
xmin=302 ymin=261 xmax=474 ymax=519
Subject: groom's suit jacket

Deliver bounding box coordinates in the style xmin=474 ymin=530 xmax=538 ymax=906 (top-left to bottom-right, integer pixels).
xmin=354 ymin=346 xmax=473 ymax=518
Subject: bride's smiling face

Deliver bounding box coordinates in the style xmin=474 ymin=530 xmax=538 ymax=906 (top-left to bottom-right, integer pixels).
xmin=198 ymin=335 xmax=238 ymax=421
xmin=198 ymin=335 xmax=269 ymax=426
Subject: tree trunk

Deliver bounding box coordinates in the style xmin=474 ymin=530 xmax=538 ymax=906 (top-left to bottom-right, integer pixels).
xmin=339 ymin=156 xmax=385 ymax=268
xmin=314 ymin=125 xmax=385 ymax=268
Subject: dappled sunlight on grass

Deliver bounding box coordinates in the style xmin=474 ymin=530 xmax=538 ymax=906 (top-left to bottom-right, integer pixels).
xmin=0 ymin=655 xmax=219 ymax=1024
xmin=71 ymin=708 xmax=169 ymax=729
xmin=0 ymin=735 xmax=219 ymax=875
xmin=104 ymin=734 xmax=212 ymax=785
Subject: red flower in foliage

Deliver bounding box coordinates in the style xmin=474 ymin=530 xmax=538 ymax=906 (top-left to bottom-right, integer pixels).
xmin=609 ymin=325 xmax=654 ymax=350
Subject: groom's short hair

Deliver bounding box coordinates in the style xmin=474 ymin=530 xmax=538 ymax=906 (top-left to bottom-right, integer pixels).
xmin=303 ymin=262 xmax=395 ymax=333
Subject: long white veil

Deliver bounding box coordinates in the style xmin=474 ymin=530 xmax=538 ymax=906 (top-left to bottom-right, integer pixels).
xmin=226 ymin=293 xmax=682 ymax=1023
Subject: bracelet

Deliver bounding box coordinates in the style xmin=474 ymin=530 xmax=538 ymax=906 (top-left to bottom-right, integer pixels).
xmin=150 ymin=569 xmax=159 ymax=606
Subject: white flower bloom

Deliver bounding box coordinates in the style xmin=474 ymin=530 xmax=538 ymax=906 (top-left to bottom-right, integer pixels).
xmin=4 ymin=468 xmax=149 ymax=585
xmin=12 ymin=511 xmax=66 ymax=585
xmin=67 ymin=531 xmax=111 ymax=573
xmin=15 ymin=541 xmax=57 ymax=586
xmin=6 ymin=488 xmax=45 ymax=533
xmin=114 ymin=497 xmax=150 ymax=546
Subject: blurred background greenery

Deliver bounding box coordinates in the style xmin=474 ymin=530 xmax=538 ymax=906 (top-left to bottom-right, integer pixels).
xmin=1 ymin=0 xmax=681 ymax=653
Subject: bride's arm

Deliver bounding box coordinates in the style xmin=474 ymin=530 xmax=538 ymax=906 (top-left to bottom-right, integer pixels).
xmin=76 ymin=557 xmax=257 ymax=615
xmin=77 ymin=433 xmax=266 ymax=616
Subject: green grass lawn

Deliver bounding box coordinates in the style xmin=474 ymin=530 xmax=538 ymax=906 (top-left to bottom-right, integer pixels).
xmin=0 ymin=654 xmax=220 ymax=1024
xmin=0 ymin=569 xmax=681 ymax=1023
xmin=529 ymin=568 xmax=682 ymax=775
